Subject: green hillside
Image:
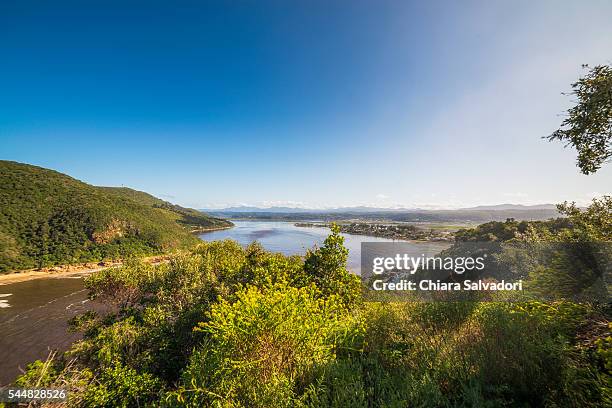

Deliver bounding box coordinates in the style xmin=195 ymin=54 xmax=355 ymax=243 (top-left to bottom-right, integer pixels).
xmin=0 ymin=161 xmax=232 ymax=272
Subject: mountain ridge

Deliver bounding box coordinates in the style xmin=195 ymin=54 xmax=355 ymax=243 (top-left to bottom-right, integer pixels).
xmin=203 ymin=203 xmax=559 ymax=213
xmin=203 ymin=205 xmax=561 ymax=223
xmin=0 ymin=161 xmax=231 ymax=272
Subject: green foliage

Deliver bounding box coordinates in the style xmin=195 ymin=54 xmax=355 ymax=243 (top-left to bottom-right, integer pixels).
xmin=303 ymin=224 xmax=362 ymax=307
xmin=454 ymin=196 xmax=611 ymax=244
xmin=171 ymin=283 xmax=363 ymax=407
xmin=548 ymin=64 xmax=612 ymax=174
xmin=451 ymin=197 xmax=611 ymax=300
xmin=346 ymin=301 xmax=606 ymax=407
xmin=556 ymin=196 xmax=612 ymax=241
xmin=82 ymin=363 xmax=162 ymax=408
xmin=0 ymin=161 xmax=231 ymax=272
xmin=14 ymin=359 xmax=59 ymax=387
xmin=596 ymin=324 xmax=612 ymax=372
xmin=12 ymin=214 xmax=611 ymax=407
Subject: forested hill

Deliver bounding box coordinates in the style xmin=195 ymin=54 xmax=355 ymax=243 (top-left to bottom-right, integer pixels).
xmin=0 ymin=161 xmax=232 ymax=272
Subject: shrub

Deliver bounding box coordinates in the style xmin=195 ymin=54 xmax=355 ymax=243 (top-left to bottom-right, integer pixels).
xmin=170 ymin=283 xmax=363 ymax=407
xmin=12 ymin=224 xmax=610 ymax=408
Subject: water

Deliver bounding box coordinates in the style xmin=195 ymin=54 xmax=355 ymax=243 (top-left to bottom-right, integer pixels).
xmin=0 ymin=276 xmax=104 ymax=385
xmin=0 ymin=220 xmax=449 ymax=385
xmin=199 ymin=221 xmax=450 ymax=273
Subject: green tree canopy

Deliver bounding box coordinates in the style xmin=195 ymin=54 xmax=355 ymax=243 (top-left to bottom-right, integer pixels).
xmin=548 ymin=64 xmax=612 ymax=174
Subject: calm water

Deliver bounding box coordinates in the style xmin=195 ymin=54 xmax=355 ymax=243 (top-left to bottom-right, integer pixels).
xmin=0 ymin=220 xmax=449 ymax=385
xmin=199 ymin=221 xmax=450 ymax=273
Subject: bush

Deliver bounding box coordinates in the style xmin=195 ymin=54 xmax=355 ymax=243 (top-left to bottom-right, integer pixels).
xmin=13 ymin=224 xmax=610 ymax=408
xmin=170 ymin=283 xmax=363 ymax=407
xmin=82 ymin=364 xmax=162 ymax=408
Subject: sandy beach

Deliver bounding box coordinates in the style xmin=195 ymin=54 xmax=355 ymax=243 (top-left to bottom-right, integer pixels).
xmin=0 ymin=256 xmax=168 ymax=285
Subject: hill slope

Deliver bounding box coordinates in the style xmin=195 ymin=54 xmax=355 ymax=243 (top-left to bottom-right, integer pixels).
xmin=0 ymin=161 xmax=232 ymax=272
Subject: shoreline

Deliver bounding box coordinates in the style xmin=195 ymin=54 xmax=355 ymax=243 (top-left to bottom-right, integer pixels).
xmin=0 ymin=224 xmax=236 ymax=286
xmin=294 ymin=222 xmax=455 ymax=242
xmin=0 ymin=256 xmax=168 ymax=285
xmin=0 ymin=267 xmax=111 ymax=285
xmin=191 ymin=224 xmax=234 ymax=234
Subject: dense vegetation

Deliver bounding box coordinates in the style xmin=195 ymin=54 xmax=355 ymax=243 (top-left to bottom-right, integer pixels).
xmin=11 ymin=198 xmax=610 ymax=407
xmin=0 ymin=161 xmax=231 ymax=272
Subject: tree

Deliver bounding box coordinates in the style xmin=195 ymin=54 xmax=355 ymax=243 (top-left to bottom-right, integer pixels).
xmin=556 ymin=195 xmax=612 ymax=241
xmin=303 ymin=224 xmax=361 ymax=306
xmin=547 ymin=64 xmax=612 ymax=174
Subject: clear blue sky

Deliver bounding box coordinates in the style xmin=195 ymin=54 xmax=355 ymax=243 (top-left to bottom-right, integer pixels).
xmin=1 ymin=0 xmax=611 ymax=209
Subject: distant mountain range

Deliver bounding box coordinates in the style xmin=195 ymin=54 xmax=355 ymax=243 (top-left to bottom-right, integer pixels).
xmin=202 ymin=204 xmax=561 ymax=223
xmin=203 ymin=204 xmax=558 ymax=213
xmin=459 ymin=204 xmax=557 ymax=211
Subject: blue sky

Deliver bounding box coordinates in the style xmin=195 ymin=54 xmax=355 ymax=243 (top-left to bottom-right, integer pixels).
xmin=1 ymin=0 xmax=611 ymax=209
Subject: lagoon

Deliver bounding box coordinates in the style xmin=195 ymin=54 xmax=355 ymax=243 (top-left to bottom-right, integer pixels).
xmin=199 ymin=220 xmax=450 ymax=273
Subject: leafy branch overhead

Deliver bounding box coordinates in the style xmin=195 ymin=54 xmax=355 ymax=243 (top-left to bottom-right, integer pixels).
xmin=548 ymin=64 xmax=612 ymax=174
